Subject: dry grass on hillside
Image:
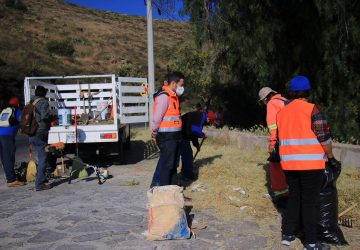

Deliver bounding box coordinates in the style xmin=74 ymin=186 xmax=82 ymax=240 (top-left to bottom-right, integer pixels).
xmin=132 ymin=128 xmax=360 ymax=228
xmin=0 ymin=0 xmax=191 ymax=97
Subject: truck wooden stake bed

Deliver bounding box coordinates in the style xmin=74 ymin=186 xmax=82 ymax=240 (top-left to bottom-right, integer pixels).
xmin=24 ymin=74 xmax=149 ymax=161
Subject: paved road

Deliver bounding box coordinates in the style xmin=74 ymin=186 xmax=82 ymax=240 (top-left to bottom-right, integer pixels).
xmin=0 ymin=138 xmax=359 ymax=249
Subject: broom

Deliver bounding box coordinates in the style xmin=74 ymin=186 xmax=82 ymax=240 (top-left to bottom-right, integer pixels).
xmin=68 ymin=106 xmax=88 ymax=183
xmin=26 ymin=144 xmax=37 ymax=182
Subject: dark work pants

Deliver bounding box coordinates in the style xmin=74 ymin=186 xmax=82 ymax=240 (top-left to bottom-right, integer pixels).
xmin=0 ymin=135 xmax=16 ymax=183
xmin=282 ymin=170 xmax=324 ymax=244
xmin=152 ymin=139 xmax=194 ymax=185
xmin=151 ymin=155 xmax=162 ymax=186
xmin=158 ymin=139 xmax=181 ymax=186
xmin=179 ymin=139 xmax=194 ymax=179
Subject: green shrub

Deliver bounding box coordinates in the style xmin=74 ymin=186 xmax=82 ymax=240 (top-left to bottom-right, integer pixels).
xmin=46 ymin=40 xmax=75 ymax=57
xmin=118 ymin=63 xmax=142 ymax=77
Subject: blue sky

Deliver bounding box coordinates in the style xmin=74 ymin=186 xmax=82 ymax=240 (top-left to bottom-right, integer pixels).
xmin=65 ymin=0 xmax=187 ymax=21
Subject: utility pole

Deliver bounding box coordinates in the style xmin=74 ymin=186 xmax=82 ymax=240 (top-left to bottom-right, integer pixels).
xmin=146 ymin=0 xmax=155 ymax=126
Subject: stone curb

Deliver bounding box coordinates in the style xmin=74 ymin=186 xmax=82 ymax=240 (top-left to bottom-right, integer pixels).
xmin=204 ymin=127 xmax=360 ymax=168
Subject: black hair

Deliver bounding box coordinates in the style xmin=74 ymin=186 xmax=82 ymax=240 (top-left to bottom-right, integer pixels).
xmin=35 ymin=86 xmax=47 ymax=97
xmin=164 ymin=73 xmax=170 ymax=81
xmin=266 ymin=92 xmax=276 ymax=100
xmin=289 ymin=90 xmax=310 ymax=99
xmin=196 ymin=103 xmax=202 ymax=110
xmin=167 ymin=71 xmax=185 ymax=84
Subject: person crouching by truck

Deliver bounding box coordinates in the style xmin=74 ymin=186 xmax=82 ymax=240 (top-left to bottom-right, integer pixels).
xmin=258 ymin=87 xmax=288 ymax=204
xmin=179 ymin=103 xmax=207 ymax=180
xmin=277 ymin=76 xmax=338 ymax=250
xmin=0 ymin=97 xmax=24 ymax=187
xmin=151 ymin=72 xmax=185 ymax=186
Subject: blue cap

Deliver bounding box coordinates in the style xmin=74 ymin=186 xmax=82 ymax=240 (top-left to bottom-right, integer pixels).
xmin=289 ymin=76 xmax=311 ymax=91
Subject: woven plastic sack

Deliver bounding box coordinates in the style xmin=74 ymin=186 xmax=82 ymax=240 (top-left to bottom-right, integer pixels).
xmin=147 ymin=185 xmax=191 ymax=241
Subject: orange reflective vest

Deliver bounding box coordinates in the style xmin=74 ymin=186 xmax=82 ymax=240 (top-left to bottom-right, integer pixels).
xmin=277 ymin=99 xmax=325 ymax=171
xmin=153 ymin=86 xmax=182 ymax=133
xmin=266 ymin=94 xmax=287 ymax=145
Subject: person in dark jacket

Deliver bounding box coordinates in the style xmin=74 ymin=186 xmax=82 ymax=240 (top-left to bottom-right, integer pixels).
xmin=0 ymin=97 xmax=24 ymax=187
xmin=150 ymin=103 xmax=207 ymax=186
xmin=179 ymin=104 xmax=207 ymax=180
xmin=29 ymin=86 xmax=52 ymax=191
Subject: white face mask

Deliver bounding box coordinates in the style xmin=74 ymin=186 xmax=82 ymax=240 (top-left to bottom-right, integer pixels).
xmin=176 ymin=86 xmax=184 ymax=96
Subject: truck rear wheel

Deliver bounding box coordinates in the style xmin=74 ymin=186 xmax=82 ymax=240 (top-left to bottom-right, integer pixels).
xmin=114 ymin=140 xmax=124 ymax=165
xmin=124 ymin=125 xmax=131 ymax=150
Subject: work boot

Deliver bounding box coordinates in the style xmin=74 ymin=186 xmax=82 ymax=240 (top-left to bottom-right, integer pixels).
xmin=7 ymin=180 xmax=25 ymax=187
xmin=281 ymin=235 xmax=296 ymax=246
xmin=303 ymin=243 xmax=331 ymax=250
xmin=35 ymin=184 xmax=52 ymax=191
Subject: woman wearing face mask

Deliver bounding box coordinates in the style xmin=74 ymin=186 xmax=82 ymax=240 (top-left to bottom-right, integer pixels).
xmin=151 ymin=72 xmax=185 ymax=186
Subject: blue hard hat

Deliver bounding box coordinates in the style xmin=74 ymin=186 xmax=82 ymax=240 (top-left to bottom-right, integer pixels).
xmin=289 ymin=76 xmax=311 ymax=91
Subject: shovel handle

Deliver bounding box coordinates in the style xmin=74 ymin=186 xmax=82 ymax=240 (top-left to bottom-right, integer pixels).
xmin=193 ymin=137 xmax=206 ymax=162
xmin=29 ymin=144 xmax=33 ymax=160
xmin=339 ymin=203 xmax=357 ymax=217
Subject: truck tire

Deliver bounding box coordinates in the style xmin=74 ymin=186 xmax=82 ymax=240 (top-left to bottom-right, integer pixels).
xmin=124 ymin=125 xmax=131 ymax=150
xmin=114 ymin=140 xmax=124 ymax=165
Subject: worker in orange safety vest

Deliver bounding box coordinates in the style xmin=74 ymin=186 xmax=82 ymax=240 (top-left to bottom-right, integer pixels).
xmin=258 ymin=87 xmax=288 ymax=201
xmin=276 ymin=76 xmax=338 ymax=250
xmin=151 ymin=72 xmax=185 ymax=186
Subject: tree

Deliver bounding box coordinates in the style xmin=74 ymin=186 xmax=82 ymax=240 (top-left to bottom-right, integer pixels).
xmin=181 ymin=0 xmax=360 ymax=143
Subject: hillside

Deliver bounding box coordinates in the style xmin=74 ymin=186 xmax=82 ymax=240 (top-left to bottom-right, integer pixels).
xmin=0 ymin=0 xmax=191 ymax=101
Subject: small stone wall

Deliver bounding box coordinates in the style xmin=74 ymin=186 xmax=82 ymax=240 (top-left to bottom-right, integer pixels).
xmin=204 ymin=127 xmax=360 ymax=168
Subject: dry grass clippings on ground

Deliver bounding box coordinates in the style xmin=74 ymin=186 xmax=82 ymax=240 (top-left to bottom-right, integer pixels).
xmin=183 ymin=137 xmax=275 ymax=221
xmin=337 ymin=167 xmax=360 ymax=227
xmin=132 ymin=128 xmax=360 ymax=229
xmin=183 ymin=137 xmax=360 ymax=229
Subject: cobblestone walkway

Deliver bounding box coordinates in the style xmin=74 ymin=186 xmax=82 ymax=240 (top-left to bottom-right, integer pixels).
xmin=0 ymin=146 xmax=359 ymax=249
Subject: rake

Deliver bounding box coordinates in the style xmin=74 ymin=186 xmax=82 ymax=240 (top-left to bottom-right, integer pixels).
xmin=338 ymin=203 xmax=357 ymax=228
xmin=144 ymin=139 xmax=160 ymax=159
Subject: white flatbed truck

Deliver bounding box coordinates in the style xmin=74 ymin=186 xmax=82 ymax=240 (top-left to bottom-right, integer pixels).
xmin=24 ymin=74 xmax=149 ymax=161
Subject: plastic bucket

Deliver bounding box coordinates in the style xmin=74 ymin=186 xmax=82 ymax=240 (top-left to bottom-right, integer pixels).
xmin=58 ymin=109 xmax=71 ymax=126
xmin=96 ymin=101 xmax=109 ymax=120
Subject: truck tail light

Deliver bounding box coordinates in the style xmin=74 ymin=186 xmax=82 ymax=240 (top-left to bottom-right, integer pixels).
xmin=100 ymin=133 xmax=117 ymax=139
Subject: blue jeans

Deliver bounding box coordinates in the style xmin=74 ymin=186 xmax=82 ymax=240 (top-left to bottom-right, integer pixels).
xmin=29 ymin=136 xmax=48 ymax=188
xmin=151 ymin=139 xmax=194 ymax=185
xmin=0 ymin=135 xmax=16 ymax=183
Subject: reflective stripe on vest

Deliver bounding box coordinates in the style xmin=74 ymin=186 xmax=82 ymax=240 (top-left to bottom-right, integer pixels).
xmin=279 ymin=138 xmax=320 ymax=146
xmin=158 ymin=127 xmax=182 ymax=132
xmin=277 ymin=99 xmax=325 ymax=171
xmin=162 ymin=116 xmax=181 ymax=121
xmin=268 ymin=124 xmax=277 ymax=130
xmin=281 ymin=154 xmax=325 ymax=161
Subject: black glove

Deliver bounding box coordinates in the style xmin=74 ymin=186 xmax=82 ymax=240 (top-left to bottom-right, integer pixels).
xmin=328 ymin=157 xmax=340 ymax=167
xmin=327 ymin=157 xmax=342 ymax=175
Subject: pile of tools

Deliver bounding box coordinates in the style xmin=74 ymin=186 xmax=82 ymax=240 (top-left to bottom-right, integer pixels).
xmin=78 ymin=81 xmax=113 ymax=125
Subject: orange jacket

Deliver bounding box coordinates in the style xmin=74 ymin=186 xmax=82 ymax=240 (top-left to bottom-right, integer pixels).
xmin=153 ymin=86 xmax=182 ymax=133
xmin=266 ymin=94 xmax=287 ymax=145
xmin=277 ymin=99 xmax=325 ymax=171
